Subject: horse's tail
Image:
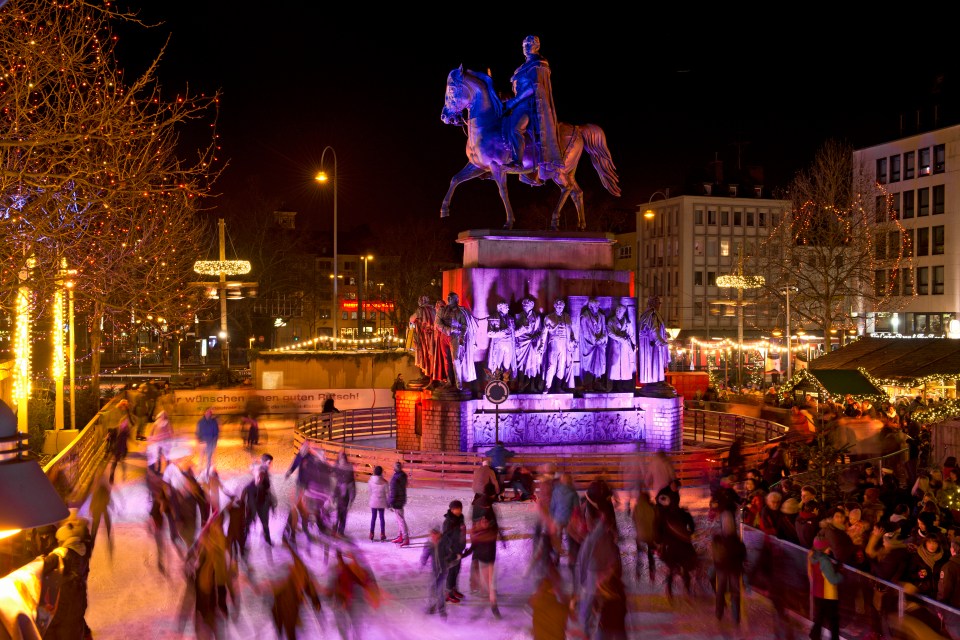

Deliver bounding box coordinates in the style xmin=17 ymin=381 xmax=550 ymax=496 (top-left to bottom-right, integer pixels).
xmin=580 ymin=124 xmax=621 ymax=197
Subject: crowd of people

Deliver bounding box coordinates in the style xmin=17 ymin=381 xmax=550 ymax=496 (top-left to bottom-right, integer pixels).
xmin=33 ymin=384 xmax=960 ymax=640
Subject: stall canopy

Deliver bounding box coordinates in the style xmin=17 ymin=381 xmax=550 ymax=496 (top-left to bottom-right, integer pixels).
xmin=810 ymin=337 xmax=960 ymax=383
xmin=787 ymin=368 xmax=886 ymax=403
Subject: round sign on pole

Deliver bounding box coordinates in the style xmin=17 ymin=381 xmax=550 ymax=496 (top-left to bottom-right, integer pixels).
xmin=484 ymin=380 xmax=509 ymax=404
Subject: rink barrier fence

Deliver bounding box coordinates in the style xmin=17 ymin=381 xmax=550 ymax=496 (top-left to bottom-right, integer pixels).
xmin=294 ymin=408 xmax=790 ymax=491
xmin=741 ymin=523 xmax=960 ymax=638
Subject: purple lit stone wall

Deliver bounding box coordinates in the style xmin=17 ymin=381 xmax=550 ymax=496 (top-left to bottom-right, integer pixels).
xmin=395 ymin=392 xmax=683 ymax=453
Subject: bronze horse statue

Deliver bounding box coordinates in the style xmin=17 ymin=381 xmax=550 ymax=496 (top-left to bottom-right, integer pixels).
xmin=440 ymin=66 xmax=620 ymax=230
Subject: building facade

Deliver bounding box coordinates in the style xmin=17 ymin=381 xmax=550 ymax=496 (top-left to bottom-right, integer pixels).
xmin=853 ymin=126 xmax=960 ymax=337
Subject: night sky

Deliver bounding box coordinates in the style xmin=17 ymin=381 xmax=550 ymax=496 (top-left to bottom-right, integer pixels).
xmin=114 ymin=8 xmax=960 ymax=236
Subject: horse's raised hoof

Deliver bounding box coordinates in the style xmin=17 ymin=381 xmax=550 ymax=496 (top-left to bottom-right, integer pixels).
xmin=503 ymin=222 xmax=514 ymax=230
xmin=440 ymin=208 xmax=449 ymax=219
xmin=549 ymin=222 xmax=559 ymax=231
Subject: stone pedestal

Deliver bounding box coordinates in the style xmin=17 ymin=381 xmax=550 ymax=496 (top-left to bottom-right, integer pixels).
xmin=391 ymin=229 xmax=684 ymax=452
xmin=395 ymin=389 xmax=683 ymax=452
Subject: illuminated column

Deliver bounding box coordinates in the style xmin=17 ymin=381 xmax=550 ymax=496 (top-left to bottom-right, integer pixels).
xmin=52 ymin=287 xmax=65 ymax=430
xmin=13 ymin=259 xmax=34 ymax=433
xmin=67 ymin=279 xmax=76 ymax=431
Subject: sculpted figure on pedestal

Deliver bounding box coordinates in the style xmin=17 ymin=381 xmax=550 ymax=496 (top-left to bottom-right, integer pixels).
xmin=514 ymin=297 xmax=543 ymax=393
xmin=606 ymin=304 xmax=637 ymax=392
xmin=579 ymin=297 xmax=608 ymax=392
xmin=539 ymin=298 xmax=577 ymax=394
xmin=435 ymin=292 xmax=479 ymax=391
xmin=486 ymin=301 xmax=517 ymax=378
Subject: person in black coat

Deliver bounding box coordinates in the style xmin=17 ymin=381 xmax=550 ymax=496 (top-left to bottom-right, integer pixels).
xmin=442 ymin=500 xmax=468 ymax=602
xmin=468 ymin=483 xmax=506 ymax=618
xmin=245 ymin=454 xmax=277 ymax=546
xmin=388 ymin=461 xmax=409 ymax=545
xmin=655 ymin=489 xmax=697 ymax=600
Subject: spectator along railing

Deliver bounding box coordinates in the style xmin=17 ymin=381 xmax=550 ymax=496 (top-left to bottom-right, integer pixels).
xmin=294 ymin=408 xmax=789 ymax=492
xmin=742 ymin=523 xmax=960 ymax=639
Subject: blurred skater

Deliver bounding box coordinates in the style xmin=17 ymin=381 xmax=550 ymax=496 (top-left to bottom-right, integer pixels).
xmin=334 ymin=450 xmax=357 ymax=537
xmin=329 ymin=548 xmax=381 ymax=640
xmin=89 ymin=469 xmax=115 ymax=560
xmin=267 ymin=540 xmax=324 ymax=639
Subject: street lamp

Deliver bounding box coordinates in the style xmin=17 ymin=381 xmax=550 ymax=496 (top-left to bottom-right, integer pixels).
xmin=316 ymin=146 xmax=338 ymax=349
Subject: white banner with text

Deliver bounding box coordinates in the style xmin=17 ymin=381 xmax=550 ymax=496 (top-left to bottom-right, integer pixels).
xmin=167 ymin=388 xmax=393 ymax=416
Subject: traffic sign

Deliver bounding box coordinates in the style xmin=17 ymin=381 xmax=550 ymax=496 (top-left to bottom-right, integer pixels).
xmin=484 ymin=380 xmax=509 ymax=404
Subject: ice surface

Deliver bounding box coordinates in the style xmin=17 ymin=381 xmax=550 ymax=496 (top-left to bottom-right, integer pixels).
xmin=81 ymin=422 xmax=809 ymax=639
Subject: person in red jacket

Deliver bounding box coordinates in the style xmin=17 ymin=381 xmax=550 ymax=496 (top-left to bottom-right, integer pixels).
xmin=808 ymin=534 xmax=844 ymax=640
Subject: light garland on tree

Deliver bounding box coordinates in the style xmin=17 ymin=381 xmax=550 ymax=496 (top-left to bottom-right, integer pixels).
xmin=776 ymin=368 xmax=888 ymax=405
xmin=272 ymin=334 xmax=406 ymax=351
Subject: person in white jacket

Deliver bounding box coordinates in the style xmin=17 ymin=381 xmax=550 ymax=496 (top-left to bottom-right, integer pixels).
xmin=368 ymin=465 xmax=388 ymax=541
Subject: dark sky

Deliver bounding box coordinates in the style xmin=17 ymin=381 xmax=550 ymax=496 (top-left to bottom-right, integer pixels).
xmin=114 ymin=8 xmax=960 ymax=236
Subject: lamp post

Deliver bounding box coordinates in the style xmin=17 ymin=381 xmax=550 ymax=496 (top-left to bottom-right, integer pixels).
xmin=193 ymin=219 xmax=252 ymax=384
xmin=716 ymin=247 xmax=764 ymax=388
xmin=315 ymin=146 xmax=338 ymax=348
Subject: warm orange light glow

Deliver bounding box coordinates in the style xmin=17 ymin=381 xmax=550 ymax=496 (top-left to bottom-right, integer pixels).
xmin=643 ymin=209 xmax=655 ymax=220
xmin=315 ymin=171 xmax=329 ymax=183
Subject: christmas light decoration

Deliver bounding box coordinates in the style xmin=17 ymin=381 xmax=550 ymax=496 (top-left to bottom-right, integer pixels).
xmin=52 ymin=290 xmax=64 ymax=381
xmin=715 ymin=274 xmax=766 ymax=289
xmin=12 ymin=283 xmax=32 ymax=411
xmin=192 ymin=260 xmax=251 ymax=276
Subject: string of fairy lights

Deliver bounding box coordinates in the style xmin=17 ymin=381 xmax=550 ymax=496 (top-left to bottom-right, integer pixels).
xmin=271 ymin=334 xmax=405 ymax=351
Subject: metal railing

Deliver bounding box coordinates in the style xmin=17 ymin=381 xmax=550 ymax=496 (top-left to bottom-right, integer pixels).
xmin=296 ymin=407 xmax=396 ymax=442
xmin=293 ymin=406 xmax=786 ymax=491
xmin=683 ymin=409 xmax=789 ymax=444
xmin=742 ymin=524 xmax=960 ymax=638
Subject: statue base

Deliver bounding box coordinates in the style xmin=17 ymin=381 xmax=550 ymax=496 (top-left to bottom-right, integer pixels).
xmin=406 ymin=376 xmax=431 ymax=391
xmin=431 ymin=385 xmax=473 ymax=401
xmin=636 ymin=380 xmax=679 ymax=399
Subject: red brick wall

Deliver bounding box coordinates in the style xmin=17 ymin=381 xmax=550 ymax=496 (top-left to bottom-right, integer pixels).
xmin=395 ymin=390 xmax=467 ymax=452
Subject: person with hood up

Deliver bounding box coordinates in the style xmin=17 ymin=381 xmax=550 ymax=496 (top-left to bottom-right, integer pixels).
xmin=39 ymin=510 xmax=94 ymax=639
xmin=368 ymin=465 xmax=388 ymax=541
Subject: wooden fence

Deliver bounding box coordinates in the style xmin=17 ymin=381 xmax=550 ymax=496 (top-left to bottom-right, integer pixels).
xmin=294 ymin=408 xmax=789 ymax=492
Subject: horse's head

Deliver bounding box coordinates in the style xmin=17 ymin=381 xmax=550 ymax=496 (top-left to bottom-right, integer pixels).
xmin=441 ymin=65 xmax=467 ymax=126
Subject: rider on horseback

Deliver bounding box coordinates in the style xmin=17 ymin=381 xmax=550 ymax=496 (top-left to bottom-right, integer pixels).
xmin=503 ymin=35 xmax=564 ymax=186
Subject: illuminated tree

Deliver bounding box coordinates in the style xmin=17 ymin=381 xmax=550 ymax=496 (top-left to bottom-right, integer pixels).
xmin=751 ymin=139 xmax=912 ymax=341
xmin=373 ymin=215 xmax=455 ymax=339
xmin=0 ymin=1 xmax=220 ymax=393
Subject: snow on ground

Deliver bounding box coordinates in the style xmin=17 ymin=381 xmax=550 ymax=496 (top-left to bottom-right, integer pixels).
xmin=81 ymin=420 xmax=812 ymax=639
